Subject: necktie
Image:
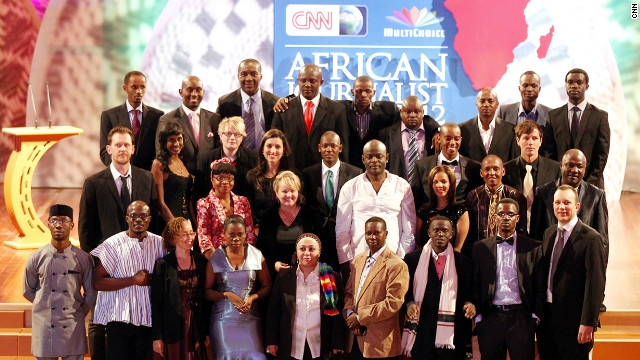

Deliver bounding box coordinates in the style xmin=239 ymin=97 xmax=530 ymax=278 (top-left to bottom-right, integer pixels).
xmin=571 ymin=107 xmax=580 ymax=145
xmin=496 ymin=236 xmax=514 ymax=246
xmin=407 ymin=129 xmax=418 ymax=183
xmin=549 ymin=228 xmax=566 ymax=294
xmin=189 ymin=112 xmax=200 ymax=147
xmin=304 ymin=101 xmax=314 ymax=135
xmin=244 ymin=98 xmax=255 ymax=150
xmin=487 ymin=192 xmax=499 ymax=237
xmin=120 ymin=175 xmax=131 ymax=209
xmin=524 ymin=164 xmax=534 ymax=233
xmin=131 ymin=110 xmax=141 ymax=144
xmin=442 ymin=159 xmax=458 ymax=166
xmin=325 ymin=169 xmax=335 ymax=208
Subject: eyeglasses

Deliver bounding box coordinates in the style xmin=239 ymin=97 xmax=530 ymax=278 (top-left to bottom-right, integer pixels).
xmin=221 ymin=131 xmax=242 ymax=138
xmin=49 ymin=219 xmax=71 ymax=226
xmin=496 ymin=212 xmax=518 ymax=219
xmin=127 ymin=213 xmax=151 ymax=220
xmin=213 ymin=176 xmax=235 ymax=183
xmin=179 ymin=232 xmax=196 ymax=239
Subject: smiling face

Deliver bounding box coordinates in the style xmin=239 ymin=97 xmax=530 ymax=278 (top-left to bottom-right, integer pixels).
xmin=553 ymin=188 xmax=580 ymax=225
xmin=276 ymin=184 xmax=299 ymax=208
xmin=238 ymin=60 xmax=262 ymax=96
xmin=123 ymin=74 xmax=146 ymax=108
xmin=125 ymin=202 xmax=151 ymax=236
xmin=175 ymin=220 xmax=196 ymax=251
xmin=263 ymin=137 xmax=284 ymax=166
xmin=179 ymin=76 xmax=204 ymax=111
xmin=296 ymin=237 xmax=321 ymax=269
xmin=365 ymin=220 xmax=387 ymax=254
xmin=166 ymin=134 xmax=184 ymax=156
xmin=224 ymin=223 xmax=247 ymax=249
xmin=427 ymin=219 xmax=453 ymax=253
xmin=561 ymin=150 xmax=587 ymax=187
xmin=432 ymin=171 xmax=450 ymax=199
xmin=107 ymin=132 xmax=134 ymax=165
xmin=318 ymin=132 xmax=342 ymax=167
xmin=480 ymin=156 xmax=505 ymax=190
xmin=439 ymin=125 xmax=462 ymax=160
xmin=212 ymin=173 xmax=234 ymax=196
xmin=48 ymin=216 xmax=73 ymax=242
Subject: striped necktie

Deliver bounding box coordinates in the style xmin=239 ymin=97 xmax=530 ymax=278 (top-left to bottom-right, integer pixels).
xmin=407 ymin=129 xmax=418 ymax=183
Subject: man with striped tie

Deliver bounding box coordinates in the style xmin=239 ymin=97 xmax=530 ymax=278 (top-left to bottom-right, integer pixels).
xmin=91 ymin=201 xmax=167 ymax=360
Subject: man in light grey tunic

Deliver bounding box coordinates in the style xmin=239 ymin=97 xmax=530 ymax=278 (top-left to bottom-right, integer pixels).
xmin=23 ymin=204 xmax=96 ymax=360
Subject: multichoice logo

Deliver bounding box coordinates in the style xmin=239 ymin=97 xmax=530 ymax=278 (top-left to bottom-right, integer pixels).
xmin=286 ymin=5 xmax=367 ymax=36
xmin=384 ymin=6 xmax=445 ymax=38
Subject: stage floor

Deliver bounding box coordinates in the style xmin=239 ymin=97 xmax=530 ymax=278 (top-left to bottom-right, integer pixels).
xmin=1 ymin=188 xmax=639 ymax=308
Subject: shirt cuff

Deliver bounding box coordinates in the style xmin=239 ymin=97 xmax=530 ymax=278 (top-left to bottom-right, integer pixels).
xmin=476 ymin=314 xmax=483 ymax=323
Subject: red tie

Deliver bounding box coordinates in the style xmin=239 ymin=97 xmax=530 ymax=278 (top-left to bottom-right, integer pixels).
xmin=304 ymin=101 xmax=313 ymax=135
xmin=131 ymin=110 xmax=141 ymax=144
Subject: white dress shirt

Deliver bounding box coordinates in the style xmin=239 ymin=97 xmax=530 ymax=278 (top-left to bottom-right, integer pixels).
xmin=322 ymin=160 xmax=341 ymax=203
xmin=291 ymin=265 xmax=322 ymax=359
xmin=493 ymin=232 xmax=522 ymax=305
xmin=567 ymin=99 xmax=587 ymax=130
xmin=477 ymin=115 xmax=496 ymax=153
xmin=437 ymin=152 xmax=462 ymax=187
xmin=109 ymin=163 xmax=132 ymax=199
xmin=547 ymin=215 xmax=579 ymax=303
xmin=300 ymin=93 xmax=321 ymax=120
xmin=336 ymin=172 xmax=416 ymax=264
xmin=126 ymin=101 xmax=143 ymax=127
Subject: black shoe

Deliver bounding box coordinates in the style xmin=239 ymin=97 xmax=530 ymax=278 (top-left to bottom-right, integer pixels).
xmin=600 ymin=303 xmax=607 ymax=313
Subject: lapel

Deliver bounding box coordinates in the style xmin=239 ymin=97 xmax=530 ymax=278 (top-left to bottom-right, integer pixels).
xmin=488 ymin=238 xmax=498 ymax=299
xmin=233 ymin=89 xmax=243 ymax=109
xmin=103 ymin=167 xmax=124 ymax=212
xmin=554 ymin=105 xmax=572 ymax=149
xmin=346 ymin=102 xmax=358 ymax=134
xmin=516 ymin=236 xmax=527 ymax=296
xmin=356 ymin=249 xmax=388 ymax=306
xmin=488 ymin=119 xmax=507 ymax=154
xmin=556 ymin=220 xmax=581 ymax=271
xmin=138 ymin=104 xmax=154 ymax=142
xmin=314 ymin=164 xmax=329 ymax=212
xmin=117 ymin=103 xmax=132 ymax=128
xmin=177 ymin=107 xmax=198 ymax=149
xmin=469 ymin=119 xmax=487 ymax=157
xmin=367 ymin=103 xmax=385 ymax=137
xmin=309 ymin=95 xmax=328 ymax=138
xmin=575 ymin=103 xmax=592 ymax=144
xmin=390 ymin=123 xmax=406 ymax=175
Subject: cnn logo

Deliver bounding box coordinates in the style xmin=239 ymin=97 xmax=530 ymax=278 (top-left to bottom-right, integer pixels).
xmin=293 ymin=11 xmax=332 ymax=30
xmin=286 ymin=5 xmax=340 ymax=36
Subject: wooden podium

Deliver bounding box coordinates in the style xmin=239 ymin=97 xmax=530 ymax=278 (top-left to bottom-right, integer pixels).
xmin=2 ymin=126 xmax=83 ymax=249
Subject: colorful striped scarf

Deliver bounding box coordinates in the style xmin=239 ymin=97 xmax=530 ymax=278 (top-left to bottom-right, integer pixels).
xmin=319 ymin=262 xmax=340 ymax=316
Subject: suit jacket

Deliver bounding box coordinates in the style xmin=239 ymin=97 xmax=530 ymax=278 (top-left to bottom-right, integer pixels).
xmin=302 ymin=161 xmax=362 ymax=268
xmin=272 ymin=94 xmax=349 ymax=170
xmin=412 ymin=154 xmax=482 ymax=209
xmin=503 ymin=156 xmax=561 ymax=193
xmin=338 ymin=100 xmax=400 ymax=167
xmin=459 ymin=116 xmax=520 ymax=163
xmin=497 ymin=102 xmax=551 ymax=129
xmin=541 ymin=103 xmax=610 ymax=188
xmin=194 ymin=145 xmax=257 ymax=202
xmin=151 ymin=251 xmax=210 ymax=344
xmin=403 ymin=248 xmax=472 ymax=357
xmin=343 ymin=247 xmax=409 ymax=358
xmin=541 ymin=220 xmax=606 ymax=329
xmin=156 ymin=106 xmax=221 ymax=174
xmin=530 ymin=180 xmax=608 ymax=242
xmin=265 ymin=267 xmax=346 ymax=359
xmin=216 ymin=88 xmax=280 ymax=132
xmin=100 ymin=102 xmax=164 ymax=171
xmin=78 ymin=166 xmax=158 ymax=252
xmin=472 ymin=234 xmax=545 ymax=319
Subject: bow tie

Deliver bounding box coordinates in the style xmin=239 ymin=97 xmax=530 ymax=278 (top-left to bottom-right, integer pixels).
xmin=442 ymin=160 xmax=458 ymax=166
xmin=496 ymin=236 xmax=514 ymax=246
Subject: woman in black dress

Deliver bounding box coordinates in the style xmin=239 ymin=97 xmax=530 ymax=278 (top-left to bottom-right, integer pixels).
xmin=417 ymin=165 xmax=470 ymax=251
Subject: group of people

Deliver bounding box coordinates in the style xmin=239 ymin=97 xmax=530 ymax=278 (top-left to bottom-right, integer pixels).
xmin=21 ymin=59 xmax=608 ymax=360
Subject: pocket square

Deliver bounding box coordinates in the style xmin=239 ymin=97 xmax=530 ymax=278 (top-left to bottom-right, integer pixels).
xmin=207 ymin=132 xmax=214 ymax=138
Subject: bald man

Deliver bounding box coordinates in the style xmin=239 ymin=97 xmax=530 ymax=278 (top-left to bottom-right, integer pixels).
xmin=156 ymin=75 xmax=221 ymax=174
xmin=459 ymin=88 xmax=519 ymax=163
xmin=379 ymin=95 xmax=440 ymax=184
xmin=272 ymin=64 xmax=349 ymax=169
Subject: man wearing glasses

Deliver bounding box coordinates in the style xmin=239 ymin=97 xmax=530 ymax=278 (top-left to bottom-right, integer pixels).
xmin=91 ymin=201 xmax=167 ymax=360
xmin=472 ymin=198 xmax=545 ymax=360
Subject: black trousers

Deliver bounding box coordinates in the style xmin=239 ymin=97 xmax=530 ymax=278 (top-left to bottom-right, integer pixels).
xmin=106 ymin=321 xmax=152 ymax=360
xmin=537 ymin=303 xmax=593 ymax=360
xmin=476 ymin=308 xmax=535 ymax=360
xmin=88 ymin=307 xmax=106 ymax=360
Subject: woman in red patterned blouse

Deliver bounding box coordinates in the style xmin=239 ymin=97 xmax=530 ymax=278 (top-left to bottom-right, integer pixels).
xmin=197 ymin=159 xmax=256 ymax=258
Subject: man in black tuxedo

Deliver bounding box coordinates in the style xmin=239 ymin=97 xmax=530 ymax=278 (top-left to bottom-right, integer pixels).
xmin=403 ymin=216 xmax=475 ymax=360
xmin=379 ymin=95 xmax=440 ymax=183
xmin=459 ymin=88 xmax=519 ymax=164
xmin=272 ymin=64 xmax=349 ymax=170
xmin=413 ymin=122 xmax=482 ymax=210
xmin=530 ymin=149 xmax=608 ymax=246
xmin=79 ymin=126 xmax=158 ymax=360
xmin=216 ymin=59 xmax=280 ymax=151
xmin=541 ymin=68 xmax=610 ymax=189
xmin=537 ymin=185 xmax=606 ymax=360
xmin=497 ymin=71 xmax=551 ymax=129
xmin=472 ymin=198 xmax=544 ymax=360
xmin=503 ymin=120 xmax=560 ymax=233
xmin=99 ymin=71 xmax=164 ymax=171
xmin=156 ymin=75 xmax=221 ymax=174
xmin=302 ymin=131 xmax=362 ymax=270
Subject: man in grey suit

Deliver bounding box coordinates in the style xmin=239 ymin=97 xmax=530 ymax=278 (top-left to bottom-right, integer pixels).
xmin=100 ymin=71 xmax=164 ymax=171
xmin=216 ymin=59 xmax=280 ymax=151
xmin=541 ymin=68 xmax=610 ymax=189
xmin=497 ymin=71 xmax=551 ymax=129
xmin=156 ymin=75 xmax=221 ymax=174
xmin=459 ymin=88 xmax=520 ymax=164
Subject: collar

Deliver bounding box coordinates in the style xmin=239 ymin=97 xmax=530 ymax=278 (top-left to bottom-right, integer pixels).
xmin=438 ymin=151 xmax=460 ymax=165
xmin=126 ymin=101 xmax=143 ymax=113
xmin=431 ymin=248 xmax=447 ymax=260
xmin=322 ymin=159 xmax=340 ymax=176
xmin=241 ymin=88 xmax=262 ymax=104
xmin=367 ymin=244 xmax=387 ymax=260
xmin=497 ymin=231 xmax=517 ymax=247
xmin=568 ymin=99 xmax=587 ymax=112
xmin=296 ymin=263 xmax=320 ymax=278
xmin=181 ymin=104 xmax=201 ymax=117
xmin=559 ymin=215 xmax=579 ymax=234
xmin=353 ymin=102 xmax=373 ymax=112
xmin=109 ymin=162 xmax=132 ymax=181
xmin=517 ymin=102 xmax=537 ymax=116
xmin=46 ymin=242 xmax=72 ymax=254
xmin=401 ymin=121 xmax=425 ymax=133
xmin=477 ymin=114 xmax=496 ymax=131
xmin=518 ymin=155 xmax=539 ymax=171
xmin=300 ymin=93 xmax=321 ymax=108
xmin=484 ymin=183 xmax=504 ymax=195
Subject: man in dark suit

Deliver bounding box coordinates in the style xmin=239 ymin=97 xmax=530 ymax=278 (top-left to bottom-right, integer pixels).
xmin=541 ymin=68 xmax=610 ymax=189
xmin=272 ymin=64 xmax=349 ymax=170
xmin=497 ymin=71 xmax=551 ymax=129
xmin=303 ymin=131 xmax=362 ymax=270
xmin=465 ymin=155 xmax=527 ymax=257
xmin=413 ymin=122 xmax=482 ymax=210
xmin=156 ymin=75 xmax=221 ymax=174
xmin=403 ymin=216 xmax=475 ymax=359
xmin=459 ymin=88 xmax=520 ymax=164
xmin=537 ymin=185 xmax=606 ymax=360
xmin=504 ymin=120 xmax=560 ymax=233
xmin=99 ymin=71 xmax=164 ymax=171
xmin=216 ymin=59 xmax=280 ymax=151
xmin=79 ymin=126 xmax=158 ymax=360
xmin=379 ymin=95 xmax=440 ymax=183
xmin=472 ymin=198 xmax=545 ymax=360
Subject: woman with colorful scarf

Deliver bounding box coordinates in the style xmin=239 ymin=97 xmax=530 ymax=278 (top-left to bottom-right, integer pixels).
xmin=265 ymin=233 xmax=345 ymax=360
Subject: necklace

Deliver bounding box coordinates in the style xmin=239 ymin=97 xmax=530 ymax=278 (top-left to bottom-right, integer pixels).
xmin=177 ymin=252 xmax=193 ymax=271
xmin=169 ymin=159 xmax=185 ymax=175
xmin=279 ymin=207 xmax=300 ymax=223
